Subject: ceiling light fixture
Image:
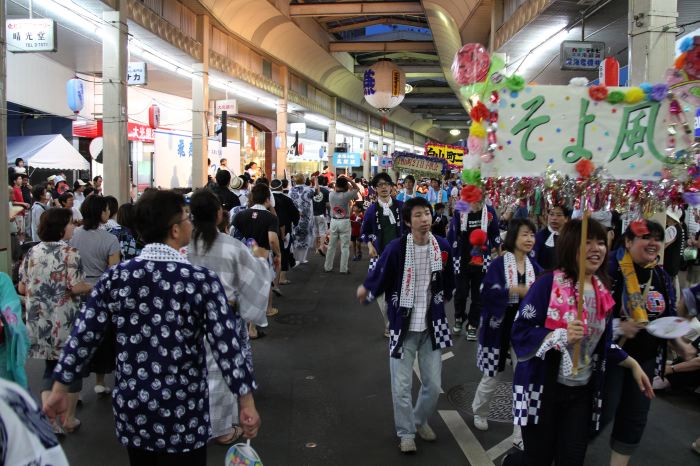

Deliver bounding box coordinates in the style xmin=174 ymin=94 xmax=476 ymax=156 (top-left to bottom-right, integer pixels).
xmin=405 ymin=83 xmax=414 ymax=94
xmin=449 ymin=129 xmax=461 ymax=136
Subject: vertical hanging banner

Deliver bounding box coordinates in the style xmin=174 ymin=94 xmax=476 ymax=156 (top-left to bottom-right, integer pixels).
xmin=424 ymin=142 xmax=465 ymax=169
xmin=486 ymin=85 xmax=686 ymax=180
xmin=392 ymin=70 xmax=401 ymax=96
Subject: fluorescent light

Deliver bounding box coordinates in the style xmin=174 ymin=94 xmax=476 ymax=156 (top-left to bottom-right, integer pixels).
xmin=33 ymin=0 xmax=104 ymax=37
xmin=449 ymin=129 xmax=461 ymax=136
xmin=304 ymin=113 xmax=330 ymax=127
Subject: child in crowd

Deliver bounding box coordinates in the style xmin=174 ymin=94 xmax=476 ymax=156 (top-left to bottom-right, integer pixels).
xmin=351 ymin=202 xmax=364 ymax=261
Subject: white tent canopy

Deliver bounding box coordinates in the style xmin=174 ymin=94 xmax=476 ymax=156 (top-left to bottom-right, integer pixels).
xmin=7 ymin=134 xmax=89 ymax=170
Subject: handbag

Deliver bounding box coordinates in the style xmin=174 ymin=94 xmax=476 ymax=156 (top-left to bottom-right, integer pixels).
xmin=226 ymin=439 xmax=263 ymax=466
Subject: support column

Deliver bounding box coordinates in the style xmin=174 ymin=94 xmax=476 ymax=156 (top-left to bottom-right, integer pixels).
xmin=276 ymin=65 xmax=288 ymax=179
xmin=327 ymin=96 xmax=337 ymax=174
xmin=388 ymin=135 xmax=397 ymax=181
xmin=102 ymin=2 xmax=129 ymax=202
xmin=0 ymin=0 xmax=9 ymax=274
xmin=192 ymin=15 xmax=210 ymax=188
xmin=628 ymin=0 xmax=678 ymax=85
xmin=363 ymin=121 xmax=371 ymax=180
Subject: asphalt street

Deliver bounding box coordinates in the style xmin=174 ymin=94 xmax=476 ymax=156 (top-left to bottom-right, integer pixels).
xmin=24 ymin=252 xmax=700 ymax=465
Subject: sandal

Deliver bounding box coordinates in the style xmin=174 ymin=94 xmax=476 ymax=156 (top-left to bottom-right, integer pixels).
xmin=215 ymin=425 xmax=244 ymax=445
xmin=63 ymin=418 xmax=81 ymax=433
xmin=250 ymin=330 xmax=266 ymax=340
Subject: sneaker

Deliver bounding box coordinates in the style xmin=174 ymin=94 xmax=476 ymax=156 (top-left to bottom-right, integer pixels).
xmin=452 ymin=320 xmax=463 ymax=335
xmin=417 ymin=424 xmax=436 ymax=442
xmin=399 ymin=437 xmax=417 ymax=454
xmin=473 ymin=415 xmax=488 ymax=431
xmin=466 ymin=326 xmax=477 ymax=341
xmin=94 ymin=384 xmax=111 ymax=396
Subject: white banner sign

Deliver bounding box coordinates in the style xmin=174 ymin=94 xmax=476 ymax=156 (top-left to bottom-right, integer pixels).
xmin=127 ymin=62 xmax=147 ymax=85
xmin=7 ymin=19 xmax=56 ymax=52
xmin=487 ymin=85 xmax=684 ymax=180
xmin=287 ymin=138 xmax=328 ymax=162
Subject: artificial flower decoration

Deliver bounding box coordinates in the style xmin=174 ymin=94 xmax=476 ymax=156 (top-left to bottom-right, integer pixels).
xmin=469 ymin=229 xmax=488 ymax=266
xmin=588 ymin=85 xmax=608 ymax=101
xmin=684 ymin=40 xmax=700 ymax=79
xmin=469 ymin=121 xmax=486 ymax=138
xmin=441 ymin=250 xmax=449 ymax=264
xmin=624 ymin=87 xmax=645 ymax=104
xmin=470 ymin=102 xmax=490 ymax=122
xmin=461 ymin=168 xmax=482 ymax=187
xmin=568 ymin=77 xmax=588 ymax=87
xmin=461 ymin=185 xmax=483 ymax=203
xmin=575 ymin=159 xmax=595 ymax=179
xmin=675 ymin=53 xmax=687 ymax=70
xmin=467 ymin=136 xmax=484 ymax=154
xmin=639 ymin=82 xmax=653 ymax=96
xmin=490 ymin=90 xmax=500 ymax=103
xmin=505 ymin=74 xmax=525 ymax=92
xmin=650 ymin=83 xmax=668 ymax=102
xmin=606 ymin=90 xmax=625 ymax=104
xmin=630 ymin=220 xmax=650 ymax=237
xmin=680 ymin=36 xmax=694 ymax=53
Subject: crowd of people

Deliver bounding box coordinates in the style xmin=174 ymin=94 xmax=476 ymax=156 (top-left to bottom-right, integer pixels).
xmin=1 ymin=160 xmax=700 ymax=465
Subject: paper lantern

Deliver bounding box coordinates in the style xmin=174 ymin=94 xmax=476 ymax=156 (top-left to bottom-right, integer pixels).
xmin=66 ymin=78 xmax=84 ymax=114
xmin=363 ymin=59 xmax=406 ymax=112
xmin=148 ymin=104 xmax=160 ymax=129
xmin=274 ymin=135 xmax=282 ymax=149
xmin=599 ymin=56 xmax=619 ymax=86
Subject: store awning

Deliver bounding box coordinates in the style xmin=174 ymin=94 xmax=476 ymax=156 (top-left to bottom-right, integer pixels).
xmin=7 ymin=134 xmax=89 ymax=170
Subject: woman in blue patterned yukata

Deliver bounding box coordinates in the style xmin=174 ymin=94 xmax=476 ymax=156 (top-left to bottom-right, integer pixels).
xmin=503 ymin=219 xmax=653 ymax=466
xmin=471 ymin=218 xmax=541 ymax=450
xmin=44 ymin=190 xmax=260 ymax=466
xmin=289 ymin=173 xmax=315 ymax=264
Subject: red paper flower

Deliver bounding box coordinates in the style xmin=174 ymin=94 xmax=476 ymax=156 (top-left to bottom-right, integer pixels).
xmin=461 ymin=185 xmax=483 ymax=203
xmin=575 ymin=159 xmax=595 ymax=179
xmin=684 ymin=45 xmax=700 ymax=79
xmin=469 ymin=229 xmax=488 ymax=247
xmin=441 ymin=250 xmax=449 ymax=264
xmin=588 ymin=85 xmax=608 ymax=101
xmin=469 ymin=102 xmax=490 ymax=123
xmin=630 ymin=220 xmax=650 ymax=237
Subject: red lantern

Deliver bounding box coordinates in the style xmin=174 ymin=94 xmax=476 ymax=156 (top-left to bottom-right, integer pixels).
xmin=148 ymin=104 xmax=160 ymax=129
xmin=250 ymin=136 xmax=256 ymax=151
xmin=599 ymin=56 xmax=619 ymax=86
xmin=298 ymin=143 xmax=304 ymax=156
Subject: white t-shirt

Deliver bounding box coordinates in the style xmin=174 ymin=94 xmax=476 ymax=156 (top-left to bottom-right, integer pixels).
xmin=0 ymin=379 xmax=69 ymax=466
xmin=409 ymin=243 xmax=432 ymax=332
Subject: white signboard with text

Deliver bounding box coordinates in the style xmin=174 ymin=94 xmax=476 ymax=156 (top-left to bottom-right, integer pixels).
xmin=7 ymin=19 xmax=56 ymax=52
xmin=127 ymin=62 xmax=147 ymax=85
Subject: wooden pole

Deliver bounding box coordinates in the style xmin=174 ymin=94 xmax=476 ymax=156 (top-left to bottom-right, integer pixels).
xmin=572 ymin=209 xmax=589 ymax=375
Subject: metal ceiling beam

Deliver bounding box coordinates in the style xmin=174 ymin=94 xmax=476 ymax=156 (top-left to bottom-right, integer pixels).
xmin=409 ymin=108 xmax=466 ymax=115
xmin=327 ymin=18 xmax=428 ymax=33
xmin=289 ymin=2 xmax=424 ymax=18
xmin=354 ymin=64 xmax=442 ymax=74
xmin=402 ymin=96 xmax=463 ymax=104
xmin=330 ymin=41 xmax=435 ymax=53
xmin=409 ymin=86 xmax=454 ymax=94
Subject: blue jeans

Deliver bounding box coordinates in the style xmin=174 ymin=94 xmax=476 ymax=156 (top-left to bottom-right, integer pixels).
xmin=389 ymin=330 xmax=442 ymax=439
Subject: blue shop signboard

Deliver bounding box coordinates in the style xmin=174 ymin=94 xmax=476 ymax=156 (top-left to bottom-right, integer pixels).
xmin=333 ymin=152 xmax=361 ymax=167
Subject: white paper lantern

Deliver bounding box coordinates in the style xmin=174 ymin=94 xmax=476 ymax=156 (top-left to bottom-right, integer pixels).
xmin=363 ymin=59 xmax=406 ymax=112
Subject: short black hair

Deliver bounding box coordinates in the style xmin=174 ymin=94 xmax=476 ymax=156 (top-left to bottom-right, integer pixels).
xmin=404 ymin=175 xmax=415 ymax=184
xmin=80 ymin=195 xmax=108 ymax=230
xmin=371 ymin=172 xmax=393 ymax=188
xmin=84 ymin=186 xmax=95 ymax=197
xmin=250 ymin=183 xmax=270 ymax=205
xmin=104 ymin=195 xmax=119 ymax=219
xmin=135 ymin=189 xmax=186 ymax=244
xmin=215 ymin=169 xmax=231 ymax=187
xmin=116 ymin=203 xmax=136 ymax=231
xmin=402 ymin=196 xmax=432 ymax=225
xmin=32 ymin=183 xmax=46 ymax=202
xmin=256 ymin=177 xmax=270 ymax=187
xmin=434 ymin=203 xmax=445 ymax=211
xmin=93 ymin=175 xmax=102 ymax=183
xmin=58 ymin=191 xmax=74 ymax=207
xmin=549 ymin=205 xmax=572 ymax=218
xmin=14 ymin=158 xmax=23 ymax=166
xmin=318 ymin=175 xmax=329 ymax=186
xmin=336 ymin=177 xmax=349 ymax=190
xmin=38 ymin=208 xmax=73 ymax=242
xmin=281 ymin=179 xmax=289 ymax=189
xmin=503 ymin=218 xmax=537 ymax=253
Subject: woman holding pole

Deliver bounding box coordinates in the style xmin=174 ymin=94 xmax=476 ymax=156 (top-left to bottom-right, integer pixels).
xmin=503 ymin=218 xmax=653 ymax=466
xmin=603 ymin=219 xmax=685 ymax=466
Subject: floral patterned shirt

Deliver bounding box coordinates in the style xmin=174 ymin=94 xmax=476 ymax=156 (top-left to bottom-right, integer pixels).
xmin=52 ymin=244 xmax=256 ymax=453
xmin=19 ymin=242 xmax=85 ymax=360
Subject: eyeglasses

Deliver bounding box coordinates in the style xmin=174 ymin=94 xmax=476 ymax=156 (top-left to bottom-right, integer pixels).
xmin=375 ymin=182 xmax=391 ymax=188
xmin=169 ymin=213 xmax=193 ymax=228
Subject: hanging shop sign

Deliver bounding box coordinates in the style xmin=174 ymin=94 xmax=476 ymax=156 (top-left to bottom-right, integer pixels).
xmin=6 ymin=18 xmax=56 ymax=53
xmin=560 ymin=41 xmax=604 ymax=71
xmin=290 ymin=122 xmax=307 ymax=134
xmin=333 ymin=152 xmax=361 ymax=167
xmin=128 ymin=123 xmax=156 ymax=143
xmin=392 ymin=152 xmax=447 ymax=176
xmin=487 ymin=85 xmax=677 ymax=180
xmin=215 ymin=99 xmax=238 ymax=115
xmin=424 ymin=142 xmax=465 ymax=169
xmin=288 ymin=138 xmax=327 ymax=162
xmin=127 ymin=62 xmax=148 ymax=85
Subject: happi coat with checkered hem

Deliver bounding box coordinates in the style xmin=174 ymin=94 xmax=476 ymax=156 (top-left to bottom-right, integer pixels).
xmin=446 ymin=205 xmax=501 ymax=277
xmin=477 ymin=255 xmax=542 ymax=377
xmin=359 ymin=199 xmax=405 ymax=256
xmin=362 ymin=234 xmax=455 ymax=359
xmin=510 ymin=272 xmax=628 ymax=429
